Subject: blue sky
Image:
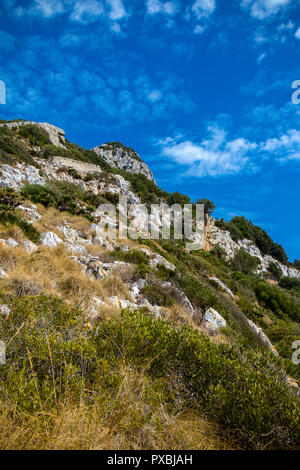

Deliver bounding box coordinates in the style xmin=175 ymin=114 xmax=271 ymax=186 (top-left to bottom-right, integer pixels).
xmin=0 ymin=0 xmax=300 ymax=260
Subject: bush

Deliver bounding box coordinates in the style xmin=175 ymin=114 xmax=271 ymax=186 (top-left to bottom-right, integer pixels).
xmin=142 ymin=282 xmax=175 ymax=307
xmin=167 ymin=192 xmax=191 ymax=207
xmin=94 ymin=311 xmax=300 ymax=449
xmin=110 ymin=248 xmax=150 ymax=266
xmin=0 ymin=127 xmax=37 ymax=166
xmin=254 ymin=280 xmax=300 ymax=321
xmin=215 ymin=217 xmax=288 ymax=264
xmin=18 ymin=125 xmax=51 ymax=147
xmin=0 ymin=188 xmax=40 ymax=243
xmin=279 ymin=277 xmax=300 ymax=292
xmin=21 ymin=182 xmax=107 ymax=221
xmin=230 ymin=249 xmax=261 ymax=274
xmin=195 ymin=198 xmax=215 ymax=216
xmin=268 ymin=261 xmax=282 ymax=282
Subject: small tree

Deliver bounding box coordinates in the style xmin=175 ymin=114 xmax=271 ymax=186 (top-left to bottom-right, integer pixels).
xmin=293 ymin=260 xmax=300 ymax=270
xmin=196 ymin=198 xmax=215 ymax=216
xmin=268 ymin=262 xmax=282 ymax=282
xmin=230 ymin=248 xmax=261 ymax=274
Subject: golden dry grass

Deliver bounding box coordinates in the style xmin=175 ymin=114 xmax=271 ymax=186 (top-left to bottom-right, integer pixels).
xmin=0 ymin=368 xmax=234 ymax=450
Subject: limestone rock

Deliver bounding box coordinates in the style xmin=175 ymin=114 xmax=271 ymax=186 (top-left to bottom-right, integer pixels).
xmin=41 ymin=232 xmax=63 ymax=248
xmin=0 ymin=121 xmax=65 ymax=147
xmin=203 ymin=307 xmax=227 ymax=334
xmin=209 ymin=277 xmax=234 ymax=298
xmin=0 ymin=269 xmax=7 ymax=278
xmin=0 ymin=304 xmax=10 ymax=316
xmin=23 ymin=240 xmax=38 ymax=254
xmin=93 ymin=143 xmax=156 ymax=183
xmin=0 ymin=163 xmax=45 ymax=190
xmin=246 ymin=319 xmax=279 ymax=356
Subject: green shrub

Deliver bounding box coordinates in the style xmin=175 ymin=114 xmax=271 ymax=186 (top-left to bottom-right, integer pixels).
xmin=21 ymin=182 xmax=107 ymax=221
xmin=268 ymin=262 xmax=283 ymax=282
xmin=279 ymin=277 xmax=300 ymax=292
xmin=230 ymin=249 xmax=261 ymax=274
xmin=18 ymin=125 xmax=51 ymax=147
xmin=254 ymin=280 xmax=300 ymax=321
xmin=94 ymin=311 xmax=300 ymax=449
xmin=0 ymin=127 xmax=37 ymax=166
xmin=110 ymin=248 xmax=150 ymax=266
xmin=0 ymin=188 xmax=40 ymax=243
xmin=142 ymin=282 xmax=175 ymax=307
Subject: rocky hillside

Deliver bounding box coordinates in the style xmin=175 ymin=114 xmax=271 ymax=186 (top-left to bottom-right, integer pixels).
xmin=93 ymin=141 xmax=156 ymax=183
xmin=0 ymin=120 xmax=300 ymax=450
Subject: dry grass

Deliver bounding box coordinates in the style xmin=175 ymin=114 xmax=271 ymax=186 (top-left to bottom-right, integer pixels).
xmin=0 ymin=368 xmax=234 ymax=450
xmin=0 ymin=225 xmax=24 ymax=243
xmin=0 ymin=243 xmax=109 ymax=305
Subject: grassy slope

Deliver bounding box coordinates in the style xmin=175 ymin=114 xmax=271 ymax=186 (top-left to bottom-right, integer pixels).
xmin=0 ymin=124 xmax=300 ymax=450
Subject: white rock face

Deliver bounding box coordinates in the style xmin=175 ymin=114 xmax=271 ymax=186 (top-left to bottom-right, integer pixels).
xmin=23 ymin=240 xmax=38 ymax=254
xmin=203 ymin=307 xmax=227 ymax=334
xmin=17 ymin=205 xmax=41 ymax=223
xmin=41 ymin=232 xmax=63 ymax=248
xmin=6 ymin=238 xmax=19 ymax=248
xmin=0 ymin=269 xmax=7 ymax=278
xmin=0 ymin=163 xmax=45 ymax=190
xmin=0 ymin=121 xmax=65 ymax=147
xmin=0 ymin=304 xmax=10 ymax=316
xmin=93 ymin=144 xmax=156 ymax=183
xmin=209 ymin=277 xmax=234 ymax=298
xmin=208 ymin=219 xmax=300 ymax=280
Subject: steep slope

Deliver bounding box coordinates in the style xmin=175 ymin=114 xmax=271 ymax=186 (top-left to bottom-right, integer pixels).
xmin=0 ymin=120 xmax=300 ymax=450
xmin=93 ymin=141 xmax=156 ymax=183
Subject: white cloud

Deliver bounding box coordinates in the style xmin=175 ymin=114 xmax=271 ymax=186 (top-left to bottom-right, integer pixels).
xmin=28 ymin=0 xmax=67 ymax=18
xmin=148 ymin=90 xmax=162 ymax=102
xmin=261 ymin=129 xmax=300 ymax=160
xmin=295 ymin=27 xmax=300 ymax=39
xmin=257 ymin=52 xmax=267 ymax=62
xmin=106 ymin=0 xmax=127 ymax=20
xmin=158 ymin=123 xmax=300 ymax=178
xmin=191 ymin=0 xmax=215 ymax=19
xmin=146 ymin=0 xmax=177 ymax=16
xmin=70 ymin=0 xmax=104 ymax=23
xmin=242 ymin=0 xmax=290 ymax=19
xmin=160 ymin=127 xmax=257 ymax=177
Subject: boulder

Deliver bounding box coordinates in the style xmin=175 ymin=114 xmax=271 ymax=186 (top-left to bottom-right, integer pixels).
xmin=41 ymin=232 xmax=63 ymax=248
xmin=203 ymin=307 xmax=227 ymax=334
xmin=23 ymin=240 xmax=38 ymax=254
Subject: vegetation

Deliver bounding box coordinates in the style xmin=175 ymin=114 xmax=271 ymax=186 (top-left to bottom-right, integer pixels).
xmin=230 ymin=248 xmax=261 ymax=274
xmin=195 ymin=198 xmax=215 ymax=216
xmin=216 ymin=216 xmax=288 ymax=264
xmin=1 ymin=120 xmax=300 ymax=450
xmin=21 ymin=181 xmax=113 ymax=222
xmin=101 ymin=141 xmax=142 ymax=161
xmin=0 ymin=126 xmax=37 ymax=166
xmin=0 ymin=296 xmax=299 ymax=450
xmin=0 ymin=188 xmax=40 ymax=243
xmin=18 ymin=125 xmax=51 ymax=147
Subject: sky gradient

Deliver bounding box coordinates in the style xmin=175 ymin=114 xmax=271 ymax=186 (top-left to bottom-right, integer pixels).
xmin=0 ymin=0 xmax=300 ymax=260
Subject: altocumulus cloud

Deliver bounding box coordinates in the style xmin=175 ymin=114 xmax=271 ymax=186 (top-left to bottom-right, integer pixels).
xmin=241 ymin=0 xmax=291 ymax=20
xmin=160 ymin=127 xmax=257 ymax=177
xmin=11 ymin=0 xmax=128 ymax=24
xmin=159 ymin=125 xmax=300 ymax=178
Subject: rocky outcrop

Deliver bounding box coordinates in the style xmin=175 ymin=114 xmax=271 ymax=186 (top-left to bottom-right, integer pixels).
xmin=207 ymin=219 xmax=300 ymax=280
xmin=246 ymin=319 xmax=278 ymax=356
xmin=0 ymin=121 xmax=65 ymax=147
xmin=93 ymin=143 xmax=156 ymax=183
xmin=202 ymin=307 xmax=227 ymax=334
xmin=49 ymin=156 xmax=102 ymax=174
